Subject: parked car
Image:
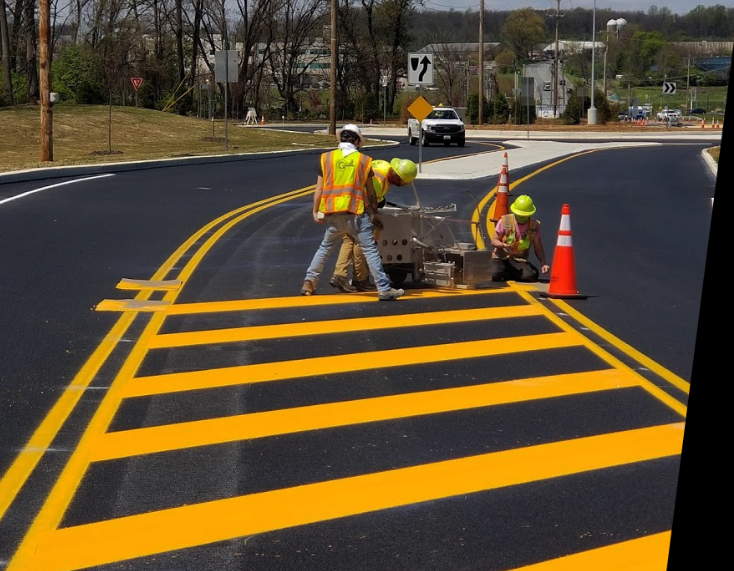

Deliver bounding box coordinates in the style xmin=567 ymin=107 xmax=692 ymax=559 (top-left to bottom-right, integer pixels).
xmin=407 ymin=105 xmax=465 ymax=147
xmin=543 ymin=81 xmax=551 ymax=91
xmin=690 ymin=108 xmax=706 ymax=114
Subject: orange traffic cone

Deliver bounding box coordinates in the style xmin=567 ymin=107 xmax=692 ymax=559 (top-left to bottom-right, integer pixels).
xmin=260 ymin=115 xmax=266 ymax=125
xmin=490 ymin=167 xmax=510 ymax=222
xmin=502 ymin=152 xmax=513 ymax=195
xmin=702 ymin=118 xmax=706 ymax=129
xmin=540 ymin=204 xmax=587 ymax=299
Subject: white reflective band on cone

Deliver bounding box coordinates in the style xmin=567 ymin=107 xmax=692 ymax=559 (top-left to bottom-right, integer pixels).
xmin=559 ymin=216 xmax=572 ymax=231
xmin=556 ymin=235 xmax=573 ymax=246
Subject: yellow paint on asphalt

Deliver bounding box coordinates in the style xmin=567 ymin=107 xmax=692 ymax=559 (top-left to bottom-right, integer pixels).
xmin=162 ymin=286 xmax=511 ymax=314
xmin=548 ymin=298 xmax=690 ymax=393
xmin=12 ymin=423 xmax=683 ymax=571
xmin=94 ymin=299 xmax=171 ymax=311
xmin=513 ymin=290 xmax=688 ymax=417
xmin=124 ymin=332 xmax=581 ymax=398
xmin=0 ymin=187 xmax=315 ymax=534
xmin=91 ymin=368 xmax=641 ymax=461
xmin=116 ymin=278 xmax=182 ymax=290
xmin=150 ymin=304 xmax=541 ymax=348
xmin=508 ymin=531 xmax=671 ymax=571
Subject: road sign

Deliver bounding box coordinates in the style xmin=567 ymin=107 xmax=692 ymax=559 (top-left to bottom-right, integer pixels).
xmin=408 ymin=96 xmax=434 ymax=122
xmin=520 ymin=77 xmax=535 ymax=105
xmin=408 ymin=53 xmax=434 ymax=85
xmin=215 ymin=50 xmax=239 ymax=83
xmin=130 ymin=77 xmax=143 ymax=91
xmin=663 ymin=81 xmax=676 ymax=95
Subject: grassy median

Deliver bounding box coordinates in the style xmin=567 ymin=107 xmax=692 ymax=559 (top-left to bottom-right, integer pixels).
xmin=0 ymin=104 xmax=343 ymax=174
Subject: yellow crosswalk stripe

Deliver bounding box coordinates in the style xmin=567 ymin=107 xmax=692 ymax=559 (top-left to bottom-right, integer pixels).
xmin=123 ymin=332 xmax=581 ymax=398
xmin=92 ymin=368 xmax=639 ymax=461
xmin=11 ymin=423 xmax=683 ymax=571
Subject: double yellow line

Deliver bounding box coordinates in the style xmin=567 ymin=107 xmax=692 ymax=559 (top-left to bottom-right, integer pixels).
xmin=0 ymin=185 xmax=314 ymax=526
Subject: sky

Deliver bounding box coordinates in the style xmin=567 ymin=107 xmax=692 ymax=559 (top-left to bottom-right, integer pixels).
xmin=420 ymin=0 xmax=734 ymax=18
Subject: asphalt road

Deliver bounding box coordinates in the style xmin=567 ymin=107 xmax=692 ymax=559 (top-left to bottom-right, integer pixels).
xmin=0 ymin=136 xmax=714 ymax=571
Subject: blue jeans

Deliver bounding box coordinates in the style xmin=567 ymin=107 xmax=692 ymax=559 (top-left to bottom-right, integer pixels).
xmin=304 ymin=212 xmax=392 ymax=292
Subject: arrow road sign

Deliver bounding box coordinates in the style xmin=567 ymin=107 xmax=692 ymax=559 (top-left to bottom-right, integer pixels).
xmin=408 ymin=53 xmax=434 ymax=85
xmin=663 ymin=81 xmax=676 ymax=95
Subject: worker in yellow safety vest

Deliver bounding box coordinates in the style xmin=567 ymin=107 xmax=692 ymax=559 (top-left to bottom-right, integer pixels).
xmin=489 ymin=194 xmax=550 ymax=282
xmin=329 ymin=157 xmax=418 ymax=293
xmin=301 ymin=124 xmax=405 ymax=301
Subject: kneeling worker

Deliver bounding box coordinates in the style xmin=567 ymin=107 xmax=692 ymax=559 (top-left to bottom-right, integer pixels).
xmin=330 ymin=158 xmax=418 ymax=292
xmin=490 ymin=194 xmax=550 ymax=282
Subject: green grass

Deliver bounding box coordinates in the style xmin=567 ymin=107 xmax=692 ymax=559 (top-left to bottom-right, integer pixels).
xmin=605 ymin=83 xmax=728 ymax=116
xmin=0 ymin=104 xmax=353 ymax=174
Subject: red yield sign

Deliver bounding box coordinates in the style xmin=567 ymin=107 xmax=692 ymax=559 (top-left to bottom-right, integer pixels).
xmin=131 ymin=77 xmax=143 ymax=91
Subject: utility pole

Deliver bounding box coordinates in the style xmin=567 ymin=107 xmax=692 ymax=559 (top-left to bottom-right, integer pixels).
xmin=686 ymin=54 xmax=691 ymax=114
xmin=551 ymin=0 xmax=562 ymax=118
xmin=478 ymin=0 xmax=484 ymax=125
xmin=588 ymin=0 xmax=597 ymax=124
xmin=39 ymin=0 xmax=53 ymax=161
xmin=329 ymin=0 xmax=337 ymax=136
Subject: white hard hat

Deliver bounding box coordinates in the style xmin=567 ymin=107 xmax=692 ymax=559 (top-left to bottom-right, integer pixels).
xmin=337 ymin=123 xmax=365 ymax=147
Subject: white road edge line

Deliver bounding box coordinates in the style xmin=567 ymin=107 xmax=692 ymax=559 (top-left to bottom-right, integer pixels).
xmin=0 ymin=173 xmax=115 ymax=206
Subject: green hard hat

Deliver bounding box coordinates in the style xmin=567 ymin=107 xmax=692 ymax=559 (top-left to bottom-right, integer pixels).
xmin=390 ymin=158 xmax=418 ymax=184
xmin=511 ymin=194 xmax=536 ymax=217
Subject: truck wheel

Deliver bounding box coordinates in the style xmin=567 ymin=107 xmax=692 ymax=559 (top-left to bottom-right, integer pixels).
xmin=457 ymin=136 xmax=466 ymax=147
xmin=421 ymin=130 xmax=429 ymax=147
xmin=408 ymin=128 xmax=417 ymax=146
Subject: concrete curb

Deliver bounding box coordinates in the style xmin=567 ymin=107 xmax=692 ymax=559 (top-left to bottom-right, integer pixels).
xmin=701 ymin=147 xmax=719 ymax=177
xmin=0 ymin=140 xmax=401 ymax=185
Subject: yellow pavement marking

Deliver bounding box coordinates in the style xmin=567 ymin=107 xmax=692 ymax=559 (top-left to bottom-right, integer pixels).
xmin=95 ymin=299 xmax=171 ymax=312
xmin=150 ymin=304 xmax=541 ymax=348
xmin=547 ymin=298 xmax=690 ymax=393
xmin=0 ymin=187 xmax=314 ymax=529
xmin=162 ymin=286 xmax=512 ymax=315
xmin=514 ymin=290 xmax=688 ymax=417
xmin=91 ymin=368 xmax=640 ymax=461
xmin=124 ymin=332 xmax=581 ymax=398
xmin=116 ymin=278 xmax=182 ymax=291
xmin=10 ymin=423 xmax=683 ymax=571
xmin=508 ymin=531 xmax=671 ymax=571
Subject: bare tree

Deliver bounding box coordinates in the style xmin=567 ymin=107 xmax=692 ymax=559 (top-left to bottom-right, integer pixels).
xmin=1 ymin=0 xmax=13 ymax=104
xmin=22 ymin=0 xmax=38 ymax=102
xmin=267 ymin=0 xmax=327 ymax=118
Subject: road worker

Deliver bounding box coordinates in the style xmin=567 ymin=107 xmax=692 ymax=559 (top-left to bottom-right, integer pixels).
xmin=301 ymin=124 xmax=404 ymax=301
xmin=329 ymin=157 xmax=418 ymax=293
xmin=490 ymin=194 xmax=550 ymax=282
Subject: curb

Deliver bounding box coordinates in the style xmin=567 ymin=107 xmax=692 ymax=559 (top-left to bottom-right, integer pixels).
xmin=701 ymin=147 xmax=719 ymax=177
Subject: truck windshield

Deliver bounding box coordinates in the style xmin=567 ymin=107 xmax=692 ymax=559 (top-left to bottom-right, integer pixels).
xmin=428 ymin=110 xmax=458 ymax=120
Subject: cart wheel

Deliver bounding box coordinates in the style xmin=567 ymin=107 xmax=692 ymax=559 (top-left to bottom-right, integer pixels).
xmin=388 ymin=270 xmax=407 ymax=288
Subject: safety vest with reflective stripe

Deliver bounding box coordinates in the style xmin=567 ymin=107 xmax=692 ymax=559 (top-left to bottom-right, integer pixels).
xmin=495 ymin=214 xmax=539 ymax=260
xmin=319 ymin=149 xmax=372 ymax=215
xmin=371 ymin=159 xmax=391 ymax=202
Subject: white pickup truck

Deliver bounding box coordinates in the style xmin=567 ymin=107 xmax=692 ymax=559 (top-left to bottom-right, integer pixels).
xmin=657 ymin=109 xmax=681 ymax=124
xmin=407 ymin=105 xmax=466 ymax=147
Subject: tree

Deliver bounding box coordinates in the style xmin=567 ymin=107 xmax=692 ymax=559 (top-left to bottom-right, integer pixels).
xmin=500 ymin=8 xmax=546 ymax=63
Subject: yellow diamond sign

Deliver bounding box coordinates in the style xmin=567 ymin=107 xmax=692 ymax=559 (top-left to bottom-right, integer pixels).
xmin=408 ymin=96 xmax=434 ymax=122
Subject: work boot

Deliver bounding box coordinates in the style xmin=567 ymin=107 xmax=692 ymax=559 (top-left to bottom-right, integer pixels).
xmin=378 ymin=288 xmax=405 ymax=301
xmin=353 ymin=279 xmax=377 ymax=292
xmin=301 ymin=280 xmax=315 ymax=296
xmin=330 ymin=275 xmax=357 ymax=293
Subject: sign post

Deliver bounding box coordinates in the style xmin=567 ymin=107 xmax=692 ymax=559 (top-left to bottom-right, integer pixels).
xmin=131 ymin=77 xmax=143 ymax=107
xmin=521 ymin=76 xmax=535 ymax=140
xmin=407 ymin=95 xmax=434 ymax=172
xmin=215 ymin=50 xmax=239 ymax=150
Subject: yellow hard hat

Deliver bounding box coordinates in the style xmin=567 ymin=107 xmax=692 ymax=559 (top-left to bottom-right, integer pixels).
xmin=390 ymin=158 xmax=418 ymax=184
xmin=511 ymin=195 xmax=536 ymax=217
